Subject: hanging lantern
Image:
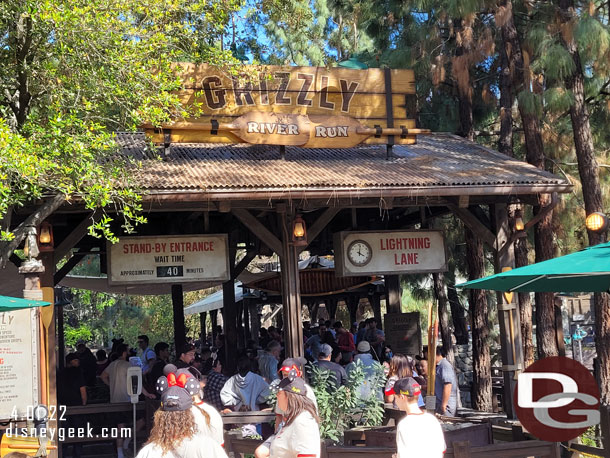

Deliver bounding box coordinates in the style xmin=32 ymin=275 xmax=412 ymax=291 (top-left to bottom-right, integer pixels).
xmin=292 ymin=214 xmax=307 ymax=246
xmin=38 ymin=221 xmax=54 ymax=252
xmin=514 ymin=209 xmax=525 ymax=231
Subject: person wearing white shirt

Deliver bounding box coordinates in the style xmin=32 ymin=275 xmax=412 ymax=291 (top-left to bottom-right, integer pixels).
xmin=137 ymin=369 xmax=228 ymax=458
xmin=392 ymin=377 xmax=446 ymax=458
xmin=268 ymin=372 xmax=320 ymax=458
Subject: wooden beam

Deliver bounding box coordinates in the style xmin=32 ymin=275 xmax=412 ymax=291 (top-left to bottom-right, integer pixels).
xmin=298 ymin=207 xmax=341 ymax=254
xmin=449 ymin=204 xmax=496 ymax=250
xmin=232 ymin=208 xmax=282 ymax=255
xmin=53 ymin=211 xmax=100 ymax=264
xmin=235 ymin=249 xmax=257 ymax=277
xmin=53 ymin=249 xmax=88 ymax=284
xmin=172 ymin=284 xmax=186 ymax=352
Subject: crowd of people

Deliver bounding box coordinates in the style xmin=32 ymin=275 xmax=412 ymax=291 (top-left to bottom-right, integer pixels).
xmin=58 ymin=319 xmax=457 ymax=458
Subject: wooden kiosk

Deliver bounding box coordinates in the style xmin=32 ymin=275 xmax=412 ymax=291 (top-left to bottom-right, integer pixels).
xmin=4 ymin=64 xmax=572 ymax=451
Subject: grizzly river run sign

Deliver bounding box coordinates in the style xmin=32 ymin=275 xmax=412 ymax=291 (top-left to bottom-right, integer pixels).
xmin=143 ymin=64 xmax=422 ymax=148
xmin=107 ymin=235 xmax=230 ymax=285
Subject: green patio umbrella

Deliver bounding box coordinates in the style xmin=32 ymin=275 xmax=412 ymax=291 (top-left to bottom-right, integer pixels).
xmin=0 ymin=295 xmax=50 ymax=312
xmin=456 ymin=241 xmax=610 ymax=293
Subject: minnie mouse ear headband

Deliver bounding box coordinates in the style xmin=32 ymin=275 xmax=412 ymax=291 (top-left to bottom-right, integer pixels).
xmin=278 ymin=369 xmax=307 ymax=396
xmin=386 ymin=377 xmax=421 ymax=397
xmin=278 ymin=358 xmax=304 ymax=376
xmin=156 ymin=368 xmax=199 ymax=411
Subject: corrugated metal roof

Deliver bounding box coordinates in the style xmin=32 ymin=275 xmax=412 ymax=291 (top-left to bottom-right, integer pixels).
xmin=116 ymin=132 xmax=571 ymax=195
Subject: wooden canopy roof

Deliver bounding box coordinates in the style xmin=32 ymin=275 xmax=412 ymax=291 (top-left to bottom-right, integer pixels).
xmin=117 ymin=132 xmax=571 ymax=202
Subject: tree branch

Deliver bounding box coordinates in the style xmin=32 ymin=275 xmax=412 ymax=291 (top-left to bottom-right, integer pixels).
xmin=0 ymin=193 xmax=66 ymax=268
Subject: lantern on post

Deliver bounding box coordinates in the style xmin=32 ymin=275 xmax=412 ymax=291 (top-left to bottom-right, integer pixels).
xmin=292 ymin=215 xmax=307 ymax=246
xmin=585 ymin=212 xmax=608 ymax=234
xmin=38 ymin=221 xmax=54 ymax=252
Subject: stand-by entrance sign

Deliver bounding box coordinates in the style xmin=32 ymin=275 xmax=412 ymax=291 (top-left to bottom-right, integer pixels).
xmin=108 ymin=235 xmax=230 ymax=285
xmin=334 ymin=230 xmax=447 ymax=277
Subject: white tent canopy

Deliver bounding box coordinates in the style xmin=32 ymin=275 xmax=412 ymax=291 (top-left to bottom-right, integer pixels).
xmin=184 ymin=282 xmax=244 ymax=316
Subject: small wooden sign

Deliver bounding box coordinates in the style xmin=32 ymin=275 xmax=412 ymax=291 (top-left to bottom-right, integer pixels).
xmin=334 ymin=230 xmax=448 ymax=277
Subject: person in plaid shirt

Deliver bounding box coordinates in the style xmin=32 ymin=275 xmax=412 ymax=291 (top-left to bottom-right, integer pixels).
xmin=203 ymin=354 xmax=228 ymax=410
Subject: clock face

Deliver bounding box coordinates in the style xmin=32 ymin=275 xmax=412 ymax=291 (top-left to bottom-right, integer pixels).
xmin=347 ymin=240 xmax=372 ymax=267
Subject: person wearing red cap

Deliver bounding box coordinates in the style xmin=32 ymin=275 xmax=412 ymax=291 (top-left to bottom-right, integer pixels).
xmin=391 ymin=377 xmax=446 ymax=458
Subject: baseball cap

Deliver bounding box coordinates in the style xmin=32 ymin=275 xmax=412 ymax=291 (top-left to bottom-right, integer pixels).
xmin=278 ymin=357 xmax=305 ymax=376
xmin=357 ymin=341 xmax=371 ymax=353
xmin=389 ymin=377 xmax=422 ymax=397
xmin=156 ymin=371 xmax=200 ymax=411
xmin=318 ymin=343 xmax=333 ymax=357
xmin=278 ymin=370 xmax=307 ymax=396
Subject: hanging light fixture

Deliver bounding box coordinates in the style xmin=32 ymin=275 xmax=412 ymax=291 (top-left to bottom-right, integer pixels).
xmin=585 ymin=212 xmax=608 ymax=233
xmin=514 ymin=209 xmax=525 ymax=231
xmin=292 ymin=214 xmax=307 ymax=246
xmin=38 ymin=221 xmax=54 ymax=252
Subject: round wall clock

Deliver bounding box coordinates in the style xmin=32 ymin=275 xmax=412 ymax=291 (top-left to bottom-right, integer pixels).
xmin=346 ymin=239 xmax=373 ymax=267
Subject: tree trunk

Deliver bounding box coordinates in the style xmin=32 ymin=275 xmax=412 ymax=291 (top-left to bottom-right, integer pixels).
xmin=465 ymin=229 xmax=492 ymax=411
xmin=432 ymin=273 xmax=454 ymax=364
xmin=498 ymin=34 xmax=534 ymax=367
xmin=559 ymin=0 xmax=610 ymax=409
xmin=455 ymin=36 xmax=474 ymax=141
xmin=515 ymin=237 xmax=535 ymax=367
xmin=498 ymin=39 xmax=513 ymax=156
xmin=447 ymin=282 xmax=469 ymax=345
xmin=498 ymin=0 xmax=557 ymax=359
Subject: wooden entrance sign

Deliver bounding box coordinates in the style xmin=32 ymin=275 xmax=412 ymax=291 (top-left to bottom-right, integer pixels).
xmin=142 ymin=64 xmax=420 ymax=148
xmin=145 ymin=112 xmax=429 ymax=148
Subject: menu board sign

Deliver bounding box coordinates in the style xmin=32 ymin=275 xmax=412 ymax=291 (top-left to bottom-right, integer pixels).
xmin=334 ymin=230 xmax=447 ymax=277
xmin=0 ymin=308 xmax=39 ymax=420
xmin=383 ymin=312 xmax=421 ymax=357
xmin=108 ymin=234 xmax=230 ymax=285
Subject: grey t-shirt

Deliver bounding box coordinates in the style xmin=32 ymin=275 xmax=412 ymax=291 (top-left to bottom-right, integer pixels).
xmin=435 ymin=358 xmax=458 ymax=416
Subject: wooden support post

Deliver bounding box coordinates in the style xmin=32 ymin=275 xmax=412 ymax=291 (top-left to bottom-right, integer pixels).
xmin=236 ymin=300 xmax=245 ymax=349
xmin=172 ymin=284 xmax=186 ymax=352
xmin=279 ymin=211 xmax=304 ymax=358
xmin=40 ymin=252 xmax=58 ymax=458
xmin=57 ymin=304 xmax=65 ymax=371
xmin=385 ymin=275 xmax=402 ymax=315
xmin=223 ymin=234 xmax=238 ymax=374
xmin=492 ymin=203 xmax=524 ymax=420
xmin=347 ymin=298 xmax=358 ymax=326
xmin=243 ymin=300 xmax=251 ymax=342
xmin=249 ymin=301 xmax=260 ymax=345
xmin=371 ymin=294 xmax=382 ymax=328
xmin=211 ymin=309 xmax=218 ymax=344
xmin=199 ymin=312 xmax=207 ymax=343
